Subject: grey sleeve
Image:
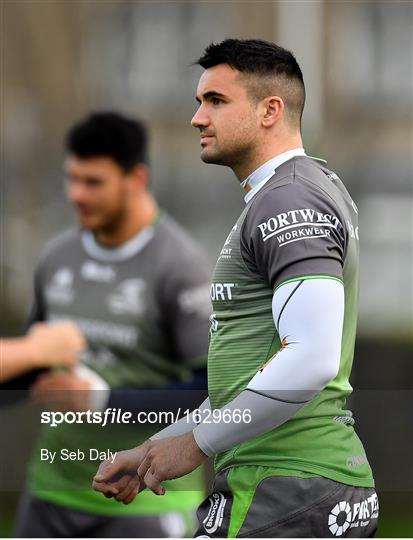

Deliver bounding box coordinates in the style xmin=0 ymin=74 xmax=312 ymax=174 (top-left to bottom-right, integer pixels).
xmin=160 ymin=244 xmax=212 ymax=368
xmin=193 ymin=390 xmax=302 ymax=457
xmin=240 ymin=181 xmax=346 ymax=290
xmin=150 ymin=397 xmax=211 ymax=440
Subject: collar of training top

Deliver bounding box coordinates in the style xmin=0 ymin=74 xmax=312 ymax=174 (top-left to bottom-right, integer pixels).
xmin=242 ymin=148 xmax=306 ymax=204
xmin=81 ymin=225 xmax=155 ymax=262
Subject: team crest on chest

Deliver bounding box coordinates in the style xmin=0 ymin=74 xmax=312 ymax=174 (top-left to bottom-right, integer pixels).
xmin=107 ymin=278 xmax=146 ymax=316
xmin=45 ymin=267 xmax=74 ymax=305
xmin=217 ymin=224 xmax=238 ymax=261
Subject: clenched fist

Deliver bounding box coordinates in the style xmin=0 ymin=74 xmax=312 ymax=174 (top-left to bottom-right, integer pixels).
xmin=27 ymin=321 xmax=85 ymax=368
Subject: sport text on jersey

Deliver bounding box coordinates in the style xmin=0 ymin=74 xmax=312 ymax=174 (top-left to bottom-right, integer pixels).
xmin=211 ymin=283 xmax=235 ymax=301
xmin=257 ymin=208 xmax=345 ymax=247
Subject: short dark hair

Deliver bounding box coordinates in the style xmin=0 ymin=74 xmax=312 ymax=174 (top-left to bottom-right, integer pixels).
xmin=65 ymin=112 xmax=148 ymax=171
xmin=197 ymin=39 xmax=305 ymax=128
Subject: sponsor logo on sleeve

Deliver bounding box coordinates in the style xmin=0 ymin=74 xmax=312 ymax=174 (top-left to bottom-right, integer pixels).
xmin=328 ymin=493 xmax=379 ymax=536
xmin=347 ymin=219 xmax=359 ymax=240
xmin=257 ymin=208 xmax=359 ymax=246
xmin=257 ymin=208 xmax=343 ymax=247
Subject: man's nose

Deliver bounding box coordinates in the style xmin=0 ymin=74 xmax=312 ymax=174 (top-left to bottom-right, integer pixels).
xmin=191 ymin=106 xmax=209 ymax=129
xmin=66 ymin=181 xmax=87 ymax=203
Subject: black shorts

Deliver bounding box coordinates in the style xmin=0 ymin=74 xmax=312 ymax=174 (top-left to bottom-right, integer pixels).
xmin=195 ymin=467 xmax=378 ymax=538
xmin=13 ymin=491 xmax=194 ymax=538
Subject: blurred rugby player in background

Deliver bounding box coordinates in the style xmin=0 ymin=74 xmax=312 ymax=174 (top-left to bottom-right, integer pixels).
xmin=12 ymin=112 xmax=211 ymax=537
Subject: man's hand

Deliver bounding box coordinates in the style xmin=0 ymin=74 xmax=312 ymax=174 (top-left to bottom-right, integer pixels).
xmin=137 ymin=432 xmax=207 ymax=495
xmin=93 ymin=442 xmax=151 ymax=504
xmin=30 ymin=371 xmax=92 ymax=411
xmin=27 ymin=321 xmax=85 ymax=369
xmin=92 ymin=433 xmax=207 ymax=504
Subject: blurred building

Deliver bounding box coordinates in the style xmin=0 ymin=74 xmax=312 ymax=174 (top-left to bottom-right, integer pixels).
xmin=2 ymin=0 xmax=411 ymax=339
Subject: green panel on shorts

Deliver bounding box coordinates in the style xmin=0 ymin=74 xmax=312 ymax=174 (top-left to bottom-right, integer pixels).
xmin=226 ymin=466 xmax=317 ymax=538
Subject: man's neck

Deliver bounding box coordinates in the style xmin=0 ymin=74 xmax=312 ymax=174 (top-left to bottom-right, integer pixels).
xmin=95 ymin=194 xmax=158 ymax=247
xmin=233 ymin=133 xmax=303 ymax=182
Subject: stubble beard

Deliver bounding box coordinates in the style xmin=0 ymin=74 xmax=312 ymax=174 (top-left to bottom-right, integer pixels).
xmin=201 ymin=138 xmax=256 ymax=176
xmin=91 ymin=202 xmax=128 ymax=240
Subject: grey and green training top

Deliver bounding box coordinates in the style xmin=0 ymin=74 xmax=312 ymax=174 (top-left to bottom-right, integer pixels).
xmin=27 ymin=212 xmax=212 ymax=515
xmin=208 ymin=155 xmax=374 ymax=487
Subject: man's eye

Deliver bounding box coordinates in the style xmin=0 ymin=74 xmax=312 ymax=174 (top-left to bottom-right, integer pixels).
xmin=89 ymin=179 xmax=103 ymax=187
xmin=212 ymin=97 xmax=223 ymax=105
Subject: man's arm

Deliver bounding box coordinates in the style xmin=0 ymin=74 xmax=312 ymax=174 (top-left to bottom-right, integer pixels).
xmin=0 ymin=322 xmax=85 ymax=383
xmin=192 ymin=277 xmax=343 ymax=455
xmin=150 ymin=396 xmax=211 ymax=439
xmin=0 ymin=266 xmax=49 ymax=395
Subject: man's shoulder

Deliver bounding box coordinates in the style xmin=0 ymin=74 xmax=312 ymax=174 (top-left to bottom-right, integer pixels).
xmin=250 ymin=156 xmax=345 ymax=211
xmin=155 ymin=213 xmax=205 ymax=258
xmin=266 ymin=156 xmax=337 ymax=187
xmin=38 ymin=228 xmax=81 ymax=265
xmin=242 ymin=157 xmax=349 ymax=243
xmin=153 ymin=212 xmax=211 ymax=280
xmin=293 ymin=156 xmax=345 ymax=188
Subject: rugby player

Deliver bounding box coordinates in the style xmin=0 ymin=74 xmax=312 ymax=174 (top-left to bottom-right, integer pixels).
xmin=13 ymin=112 xmax=211 ymax=537
xmin=92 ymin=40 xmax=378 ymax=537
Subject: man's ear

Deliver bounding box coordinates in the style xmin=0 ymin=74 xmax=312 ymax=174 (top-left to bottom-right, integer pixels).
xmin=261 ymin=96 xmax=284 ymax=128
xmin=128 ymin=164 xmax=149 ymax=191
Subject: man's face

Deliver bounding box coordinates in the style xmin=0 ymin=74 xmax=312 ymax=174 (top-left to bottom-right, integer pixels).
xmin=65 ymin=156 xmax=129 ymax=232
xmin=191 ymin=64 xmax=260 ymax=169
